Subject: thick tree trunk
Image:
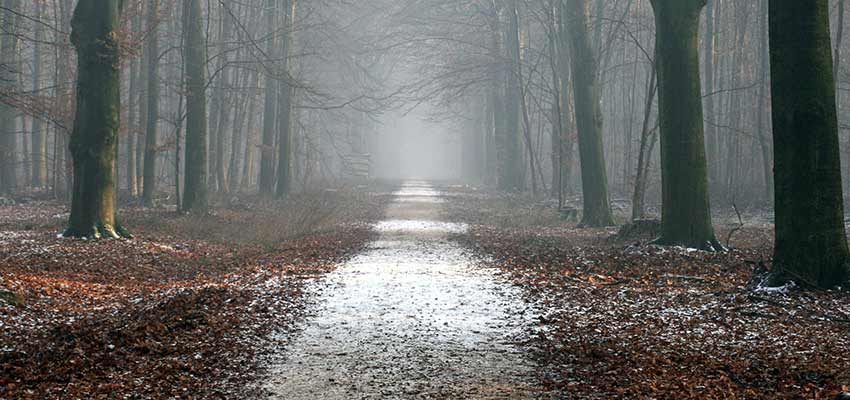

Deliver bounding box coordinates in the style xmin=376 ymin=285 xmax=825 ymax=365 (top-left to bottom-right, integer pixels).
xmin=565 ymin=0 xmax=614 ymax=227
xmin=142 ymin=0 xmax=159 ymax=206
xmin=181 ymin=0 xmax=209 ymax=213
xmin=768 ymin=0 xmax=850 ymax=288
xmin=64 ymin=0 xmax=126 ymax=239
xmin=650 ymin=0 xmax=720 ymax=250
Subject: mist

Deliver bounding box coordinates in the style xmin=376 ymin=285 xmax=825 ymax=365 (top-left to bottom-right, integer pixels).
xmin=1 ymin=0 xmax=850 ymax=398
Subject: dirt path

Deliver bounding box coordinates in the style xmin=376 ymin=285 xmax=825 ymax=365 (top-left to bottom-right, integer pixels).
xmin=261 ymin=181 xmax=539 ymax=399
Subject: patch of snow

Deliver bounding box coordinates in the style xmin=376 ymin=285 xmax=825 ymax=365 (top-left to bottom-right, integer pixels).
xmin=754 ymin=279 xmax=796 ymax=294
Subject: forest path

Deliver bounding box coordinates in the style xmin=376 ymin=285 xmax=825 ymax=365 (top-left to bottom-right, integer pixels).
xmin=261 ymin=181 xmax=539 ymax=399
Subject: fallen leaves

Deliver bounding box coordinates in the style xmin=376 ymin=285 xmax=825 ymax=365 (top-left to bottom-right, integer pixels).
xmin=0 ymin=189 xmax=388 ymax=399
xmin=448 ymin=188 xmax=850 ymax=400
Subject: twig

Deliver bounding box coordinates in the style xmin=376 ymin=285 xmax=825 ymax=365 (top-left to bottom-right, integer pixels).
xmin=725 ymin=203 xmax=744 ymax=248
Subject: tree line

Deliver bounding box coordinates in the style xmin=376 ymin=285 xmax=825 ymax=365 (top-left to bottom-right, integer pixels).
xmin=0 ymin=0 xmax=848 ymax=288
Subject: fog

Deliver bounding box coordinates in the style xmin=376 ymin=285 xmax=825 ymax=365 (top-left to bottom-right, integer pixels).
xmin=374 ymin=110 xmax=461 ymax=182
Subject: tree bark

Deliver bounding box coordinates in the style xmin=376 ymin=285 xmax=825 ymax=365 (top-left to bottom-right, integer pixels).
xmin=31 ymin=0 xmax=47 ymax=188
xmin=64 ymin=0 xmax=127 ymax=238
xmin=498 ymin=1 xmax=523 ymax=191
xmin=0 ymin=0 xmax=20 ymax=195
xmin=181 ymin=0 xmax=209 ymax=213
xmin=259 ymin=0 xmax=279 ymax=196
xmin=141 ymin=0 xmax=160 ymax=206
xmin=276 ymin=0 xmax=295 ymax=199
xmin=565 ymin=0 xmax=614 ymax=227
xmin=650 ymin=0 xmax=720 ymax=250
xmin=768 ymin=0 xmax=850 ymax=287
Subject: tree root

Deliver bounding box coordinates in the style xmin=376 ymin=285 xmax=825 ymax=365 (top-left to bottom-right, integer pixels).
xmin=63 ymin=223 xmax=131 ymax=240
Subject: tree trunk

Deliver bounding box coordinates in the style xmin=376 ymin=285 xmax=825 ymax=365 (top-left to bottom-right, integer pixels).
xmin=499 ymin=1 xmax=523 ymax=191
xmin=31 ymin=0 xmax=47 ymax=188
xmin=755 ymin=0 xmax=773 ymax=203
xmin=181 ymin=0 xmax=209 ymax=213
xmin=703 ymin=0 xmax=719 ymax=191
xmin=126 ymin=14 xmax=139 ymax=197
xmin=565 ymin=0 xmax=614 ymax=227
xmin=142 ymin=0 xmax=159 ymax=206
xmin=631 ymin=64 xmax=658 ymax=221
xmin=64 ymin=0 xmax=127 ymax=238
xmin=276 ymin=0 xmax=295 ymax=199
xmin=650 ymin=0 xmax=720 ymax=250
xmin=768 ymin=0 xmax=850 ymax=288
xmin=210 ymin=2 xmax=234 ymax=194
xmin=0 ymin=0 xmax=20 ymax=195
xmin=259 ymin=0 xmax=279 ymax=196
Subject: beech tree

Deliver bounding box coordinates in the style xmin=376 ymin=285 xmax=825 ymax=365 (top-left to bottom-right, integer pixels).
xmin=181 ymin=0 xmax=209 ymax=213
xmin=276 ymin=0 xmax=296 ymax=199
xmin=0 ymin=0 xmax=20 ymax=195
xmin=64 ymin=0 xmax=127 ymax=238
xmin=649 ymin=0 xmax=720 ymax=251
xmin=564 ymin=0 xmax=614 ymax=227
xmin=768 ymin=0 xmax=850 ymax=288
xmin=142 ymin=0 xmax=160 ymax=207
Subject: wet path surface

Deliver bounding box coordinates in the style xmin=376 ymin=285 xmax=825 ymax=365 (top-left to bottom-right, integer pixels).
xmin=263 ymin=181 xmax=538 ymax=399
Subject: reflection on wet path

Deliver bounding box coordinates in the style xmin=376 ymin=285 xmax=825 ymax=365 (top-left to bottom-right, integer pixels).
xmin=263 ymin=181 xmax=536 ymax=399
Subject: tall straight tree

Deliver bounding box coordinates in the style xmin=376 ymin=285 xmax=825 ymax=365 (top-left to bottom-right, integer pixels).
xmin=500 ymin=1 xmax=523 ymax=191
xmin=564 ymin=0 xmax=614 ymax=227
xmin=768 ymin=0 xmax=850 ymax=287
xmin=649 ymin=0 xmax=720 ymax=250
xmin=64 ymin=0 xmax=127 ymax=238
xmin=0 ymin=0 xmax=20 ymax=195
xmin=209 ymin=1 xmax=235 ymax=194
xmin=182 ymin=0 xmax=209 ymax=212
xmin=31 ymin=0 xmax=47 ymax=187
xmin=141 ymin=0 xmax=160 ymax=206
xmin=276 ymin=0 xmax=296 ymax=198
xmin=259 ymin=0 xmax=279 ymax=196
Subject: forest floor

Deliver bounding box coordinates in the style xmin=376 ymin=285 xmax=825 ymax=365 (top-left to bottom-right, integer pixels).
xmin=0 ymin=186 xmax=390 ymax=399
xmin=2 ymin=182 xmax=849 ymax=399
xmin=446 ymin=186 xmax=850 ymax=399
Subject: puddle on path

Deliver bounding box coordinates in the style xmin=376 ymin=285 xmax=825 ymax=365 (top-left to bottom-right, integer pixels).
xmin=262 ymin=181 xmax=538 ymax=399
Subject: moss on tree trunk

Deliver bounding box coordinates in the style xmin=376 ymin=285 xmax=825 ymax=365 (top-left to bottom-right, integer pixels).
xmin=650 ymin=0 xmax=720 ymax=251
xmin=64 ymin=0 xmax=127 ymax=239
xmin=768 ymin=0 xmax=850 ymax=288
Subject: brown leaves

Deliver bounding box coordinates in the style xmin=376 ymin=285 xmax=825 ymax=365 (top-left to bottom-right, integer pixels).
xmin=449 ymin=192 xmax=850 ymax=399
xmin=0 ymin=191 xmax=387 ymax=399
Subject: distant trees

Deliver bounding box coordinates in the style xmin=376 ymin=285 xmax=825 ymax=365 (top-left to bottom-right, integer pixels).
xmin=64 ymin=0 xmax=127 ymax=238
xmin=768 ymin=0 xmax=850 ymax=287
xmin=649 ymin=0 xmax=720 ymax=251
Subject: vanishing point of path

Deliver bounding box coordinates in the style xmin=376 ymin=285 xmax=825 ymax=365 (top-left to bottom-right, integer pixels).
xmin=261 ymin=181 xmax=540 ymax=399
